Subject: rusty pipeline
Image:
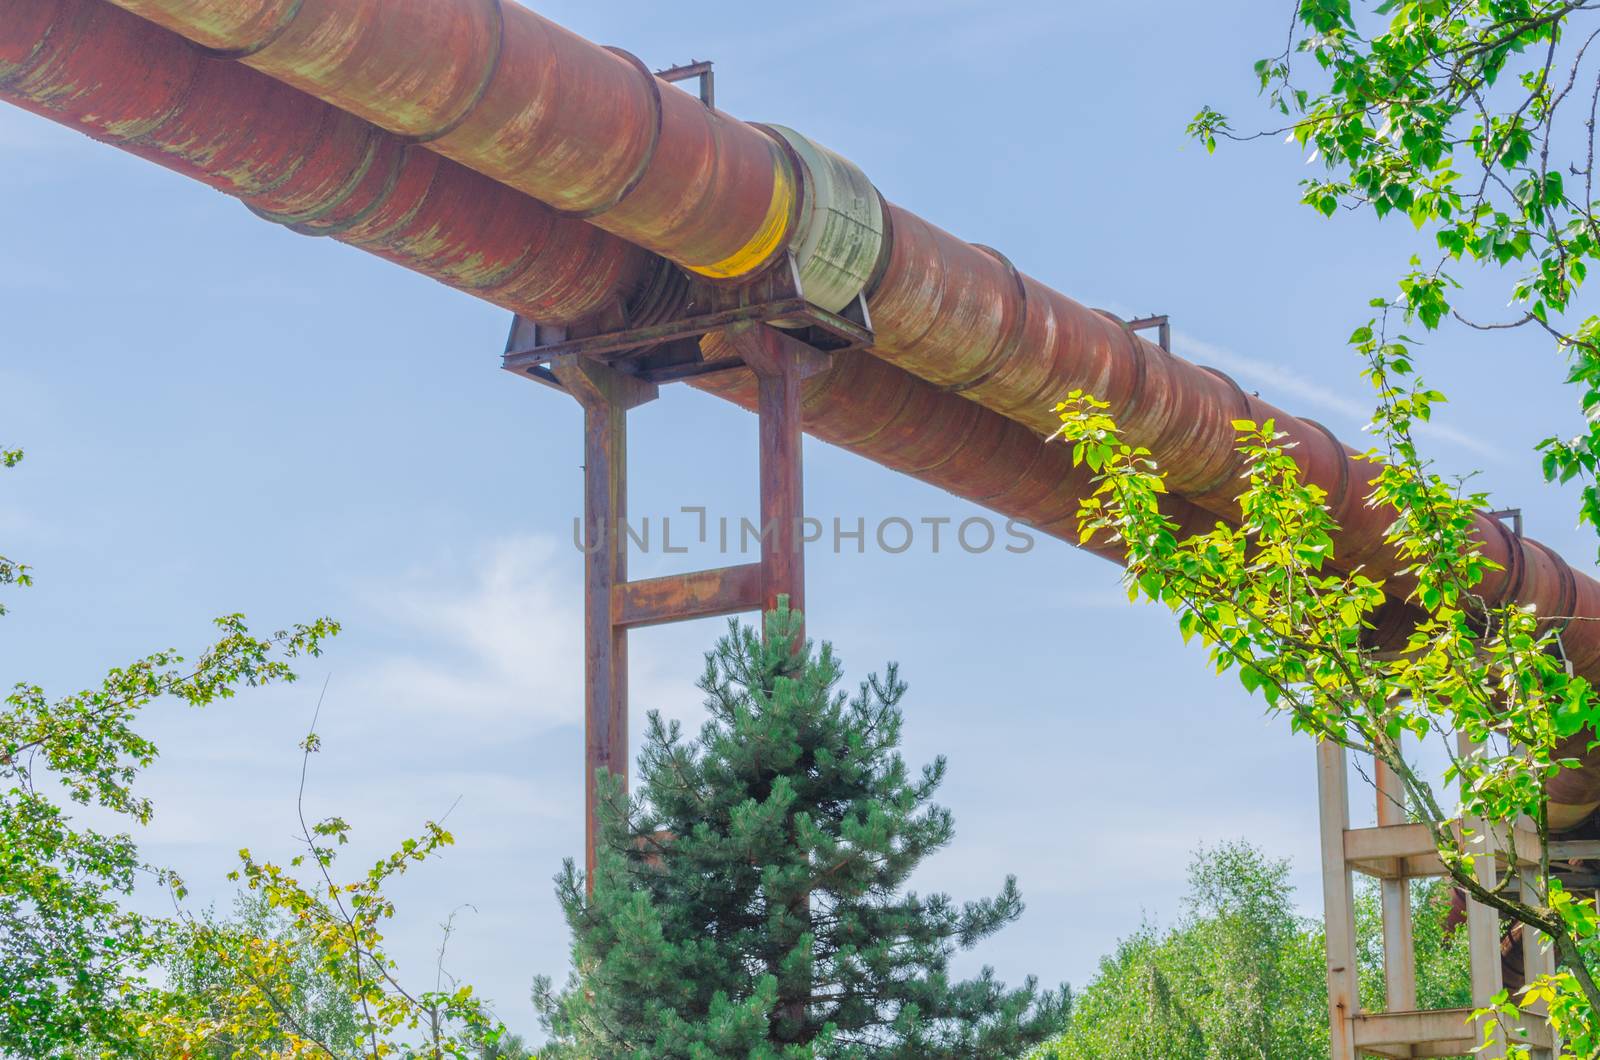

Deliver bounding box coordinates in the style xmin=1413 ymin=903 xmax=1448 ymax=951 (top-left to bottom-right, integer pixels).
xmin=104 ymin=0 xmax=807 ymax=283
xmin=7 ymin=0 xmax=1593 ymax=818
xmin=102 ymin=0 xmax=889 ymax=309
xmin=0 ymin=0 xmax=1228 ymax=577
xmin=96 ymin=0 xmax=1600 ymax=679
xmin=866 ymin=206 xmax=1600 ymax=671
xmin=0 ymin=0 xmax=653 ymax=324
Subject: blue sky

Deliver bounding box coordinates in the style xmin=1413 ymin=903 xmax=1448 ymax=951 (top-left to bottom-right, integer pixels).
xmin=2 ymin=0 xmax=1594 ymax=1039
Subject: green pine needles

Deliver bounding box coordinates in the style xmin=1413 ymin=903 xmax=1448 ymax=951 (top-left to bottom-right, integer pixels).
xmin=534 ymin=606 xmax=1068 ymax=1058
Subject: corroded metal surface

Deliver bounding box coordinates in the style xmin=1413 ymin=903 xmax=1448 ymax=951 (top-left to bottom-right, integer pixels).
xmin=0 ymin=0 xmax=1200 ymax=565
xmin=106 ymin=0 xmax=799 ymax=281
xmin=10 ymin=0 xmax=1600 ymax=818
xmin=0 ymin=0 xmax=648 ymax=324
xmin=548 ymin=356 xmax=655 ymax=887
xmin=0 ymin=0 xmax=1157 ymax=564
xmin=106 ymin=0 xmax=1600 ymax=674
xmin=760 ymin=125 xmax=885 ymax=315
xmin=613 ymin=563 xmax=765 ymax=631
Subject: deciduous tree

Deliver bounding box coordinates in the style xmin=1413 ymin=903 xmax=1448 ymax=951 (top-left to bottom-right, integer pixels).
xmin=0 ymin=449 xmax=507 ymax=1059
xmin=1035 ymin=841 xmax=1470 ymax=1059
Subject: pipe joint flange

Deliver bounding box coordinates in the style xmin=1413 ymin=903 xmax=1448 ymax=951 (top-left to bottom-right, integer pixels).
xmin=1299 ymin=418 xmax=1352 ymax=517
xmin=1192 ymin=365 xmax=1254 ymax=495
xmin=245 ymin=127 xmax=391 ymax=232
xmin=758 ymin=124 xmax=885 ymax=315
xmin=195 ymin=0 xmax=306 ymax=60
xmin=547 ymin=46 xmax=664 ymax=222
xmin=407 ymin=0 xmax=506 ymax=145
xmin=1481 ymin=514 xmax=1526 ymax=609
xmin=1527 ymin=537 xmax=1575 ymax=632
xmin=1093 ymin=307 xmax=1152 ymax=426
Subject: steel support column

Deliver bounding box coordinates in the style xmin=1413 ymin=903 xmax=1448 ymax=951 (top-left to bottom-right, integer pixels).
xmin=542 ymin=323 xmax=825 ymax=883
xmin=552 ymin=358 xmax=658 ymax=885
xmin=1317 ymin=739 xmax=1555 ymax=1058
xmin=725 ymin=323 xmax=821 ymax=1035
xmin=1318 ymin=739 xmax=1360 ymax=1060
xmin=726 ymin=323 xmax=829 ymax=624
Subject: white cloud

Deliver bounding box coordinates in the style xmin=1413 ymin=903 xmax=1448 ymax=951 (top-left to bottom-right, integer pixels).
xmin=341 ymin=534 xmax=712 ymax=749
xmin=350 ymin=536 xmax=585 ymax=728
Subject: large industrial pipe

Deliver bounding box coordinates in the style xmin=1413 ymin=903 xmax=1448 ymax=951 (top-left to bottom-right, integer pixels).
xmin=104 ymin=0 xmax=802 ymax=283
xmin=0 ymin=0 xmax=647 ymax=323
xmin=101 ymin=0 xmax=1600 ymax=681
xmin=0 ymin=0 xmax=1202 ymax=581
xmin=98 ymin=0 xmax=884 ymax=306
xmin=8 ymin=0 xmax=1600 ymax=825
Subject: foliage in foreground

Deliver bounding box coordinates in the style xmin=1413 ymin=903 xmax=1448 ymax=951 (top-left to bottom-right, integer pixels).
xmin=534 ymin=607 xmax=1069 ymax=1058
xmin=1053 ymin=386 xmax=1598 ymax=1054
xmin=1177 ymin=0 xmax=1600 ymax=1050
xmin=160 ymin=892 xmax=367 ymax=1058
xmin=1191 ymin=0 xmax=1600 ymax=549
xmin=0 ymin=448 xmax=507 ymax=1059
xmin=1034 ymin=841 xmax=1471 ymax=1060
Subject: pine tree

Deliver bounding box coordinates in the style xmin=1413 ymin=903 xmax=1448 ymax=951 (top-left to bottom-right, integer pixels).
xmin=535 ymin=606 xmax=1068 ymax=1058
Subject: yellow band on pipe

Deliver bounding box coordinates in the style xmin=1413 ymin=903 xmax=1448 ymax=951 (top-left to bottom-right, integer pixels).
xmin=688 ymin=157 xmax=796 ymax=280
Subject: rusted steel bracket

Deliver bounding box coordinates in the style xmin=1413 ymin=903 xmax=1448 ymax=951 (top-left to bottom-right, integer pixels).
xmin=518 ymin=316 xmax=822 ymax=885
xmin=1126 ymin=314 xmax=1171 ymax=353
xmin=500 ymin=252 xmax=872 ymax=393
xmin=614 ymin=562 xmax=764 ymax=629
xmin=1488 ymin=507 xmax=1524 ymax=538
xmin=1092 ymin=308 xmax=1172 ymax=353
xmin=656 ymin=60 xmax=715 ymax=110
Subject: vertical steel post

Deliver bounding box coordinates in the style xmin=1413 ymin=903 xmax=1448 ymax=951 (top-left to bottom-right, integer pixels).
xmin=723 ymin=322 xmax=825 ymax=1037
xmin=1520 ymin=862 xmax=1557 ymax=1060
xmin=755 ymin=356 xmax=803 ymax=617
xmin=1317 ymin=739 xmax=1360 ymax=1060
xmin=553 ymin=359 xmax=657 ymax=886
xmin=725 ymin=323 xmax=828 ymax=625
xmin=1376 ymin=757 xmax=1418 ymax=1012
xmin=1458 ymin=732 xmax=1508 ymax=1060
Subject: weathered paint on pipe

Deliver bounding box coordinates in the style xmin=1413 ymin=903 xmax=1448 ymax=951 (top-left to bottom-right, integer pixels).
xmin=107 ymin=0 xmax=802 ymax=282
xmin=866 ymin=207 xmax=1600 ymax=671
xmin=7 ymin=0 xmax=1597 ymax=816
xmin=760 ymin=125 xmax=886 ymax=315
xmin=0 ymin=0 xmax=648 ymax=324
xmin=104 ymin=0 xmax=1600 ymax=673
xmin=0 ymin=0 xmax=1211 ymax=607
xmin=0 ymin=0 xmax=1231 ymax=567
xmin=2 ymin=0 xmax=1274 ymax=593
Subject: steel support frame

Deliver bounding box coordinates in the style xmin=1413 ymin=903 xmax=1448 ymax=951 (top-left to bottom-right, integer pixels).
xmin=544 ymin=322 xmax=821 ymax=884
xmin=1317 ymin=740 xmax=1557 ymax=1059
xmin=502 ymin=252 xmax=870 ymax=392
